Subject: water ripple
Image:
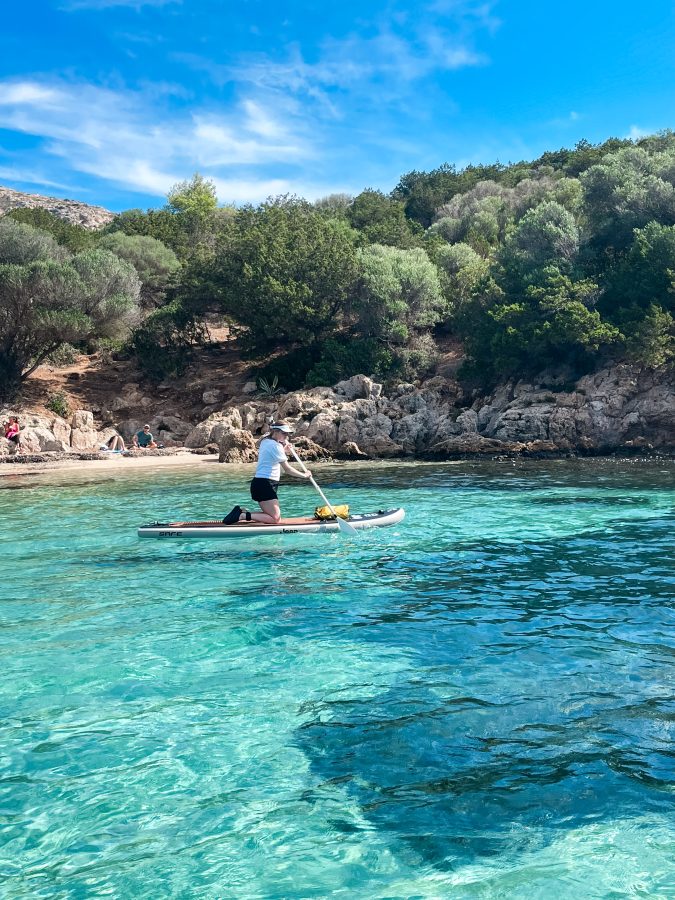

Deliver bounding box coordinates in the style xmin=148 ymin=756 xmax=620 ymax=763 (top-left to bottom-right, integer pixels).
xmin=0 ymin=459 xmax=673 ymax=897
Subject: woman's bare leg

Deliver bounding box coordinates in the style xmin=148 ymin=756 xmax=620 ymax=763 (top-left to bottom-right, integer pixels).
xmin=244 ymin=498 xmax=281 ymax=524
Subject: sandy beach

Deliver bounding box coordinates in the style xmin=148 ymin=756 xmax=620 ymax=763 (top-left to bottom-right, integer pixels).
xmin=0 ymin=451 xmax=221 ymax=479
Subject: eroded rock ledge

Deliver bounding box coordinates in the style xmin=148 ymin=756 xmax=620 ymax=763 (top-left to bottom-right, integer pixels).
xmin=2 ymin=363 xmax=673 ymax=463
xmin=182 ymin=363 xmax=675 ymax=461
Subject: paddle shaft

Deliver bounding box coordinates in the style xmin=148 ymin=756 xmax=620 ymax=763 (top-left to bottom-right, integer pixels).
xmin=287 ymin=444 xmax=358 ymax=535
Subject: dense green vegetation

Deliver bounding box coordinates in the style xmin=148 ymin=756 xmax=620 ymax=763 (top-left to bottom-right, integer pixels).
xmin=1 ymin=135 xmax=674 ymax=401
xmin=0 ymin=219 xmax=141 ymax=398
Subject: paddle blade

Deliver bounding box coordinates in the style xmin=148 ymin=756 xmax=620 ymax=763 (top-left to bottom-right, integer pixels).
xmin=337 ymin=516 xmax=359 ymax=536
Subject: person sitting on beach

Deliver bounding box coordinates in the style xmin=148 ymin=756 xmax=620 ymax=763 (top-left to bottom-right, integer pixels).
xmin=222 ymin=421 xmax=312 ymax=525
xmin=4 ymin=416 xmax=22 ymax=454
xmin=101 ymin=433 xmax=125 ymax=452
xmin=133 ymin=425 xmax=157 ymax=450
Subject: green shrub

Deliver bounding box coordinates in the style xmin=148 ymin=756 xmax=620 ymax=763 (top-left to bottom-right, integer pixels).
xmin=46 ymin=343 xmax=79 ymax=367
xmin=255 ymin=375 xmax=284 ymax=397
xmin=625 ymin=304 xmax=675 ymax=367
xmin=130 ymin=300 xmax=207 ymax=379
xmin=256 ymin=345 xmax=322 ymax=391
xmin=45 ymin=389 xmax=70 ymax=418
xmin=305 ymin=337 xmax=394 ymax=387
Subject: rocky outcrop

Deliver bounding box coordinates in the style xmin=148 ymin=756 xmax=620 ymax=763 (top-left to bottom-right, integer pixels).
xmin=473 ymin=365 xmax=674 ymax=452
xmin=200 ymin=364 xmax=673 ymax=460
xmin=70 ymin=410 xmax=98 ymax=451
xmin=2 ymin=363 xmax=673 ymax=464
xmin=0 ymin=185 xmax=114 ymax=229
xmin=218 ymin=429 xmax=258 ymax=464
xmin=1 ymin=408 xmax=108 ymax=453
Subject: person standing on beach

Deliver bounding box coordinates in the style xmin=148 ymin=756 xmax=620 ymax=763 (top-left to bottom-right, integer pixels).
xmin=222 ymin=422 xmax=312 ymax=525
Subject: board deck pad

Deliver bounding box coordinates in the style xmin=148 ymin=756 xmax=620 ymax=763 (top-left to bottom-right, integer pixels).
xmin=160 ymin=516 xmax=328 ymax=528
xmin=138 ymin=508 xmax=405 ymax=538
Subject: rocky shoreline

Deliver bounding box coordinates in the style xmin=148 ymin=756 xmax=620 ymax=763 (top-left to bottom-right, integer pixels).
xmin=2 ymin=363 xmax=673 ymax=467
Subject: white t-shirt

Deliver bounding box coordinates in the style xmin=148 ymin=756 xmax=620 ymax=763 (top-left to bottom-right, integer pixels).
xmin=255 ymin=438 xmax=287 ymax=480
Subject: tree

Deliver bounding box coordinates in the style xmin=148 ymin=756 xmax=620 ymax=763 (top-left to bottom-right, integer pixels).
xmin=313 ymin=193 xmax=353 ymax=218
xmin=354 ymin=244 xmax=445 ymax=345
xmin=602 ymin=222 xmax=675 ymax=317
xmin=0 ymin=228 xmax=140 ymax=399
xmin=5 ymin=207 xmax=97 ymax=253
xmin=500 ymin=201 xmax=580 ymax=279
xmin=461 ymin=267 xmax=619 ymax=378
xmin=212 ymin=197 xmax=358 ymax=352
xmin=99 ymin=232 xmax=180 ymax=308
xmin=107 ymin=174 xmax=225 ymax=263
xmin=166 ymin=172 xmax=218 ymax=217
xmin=581 ymin=146 xmax=675 ymax=253
xmin=533 ymin=137 xmax=632 ymax=177
xmin=0 ymin=218 xmax=68 ymax=265
xmin=347 ymin=190 xmax=419 ymax=247
xmin=433 ymin=242 xmax=489 ymax=324
xmin=130 ymin=299 xmax=207 ymax=379
xmin=393 ymin=161 xmax=514 ymax=228
xmin=625 ymin=304 xmax=674 ymax=367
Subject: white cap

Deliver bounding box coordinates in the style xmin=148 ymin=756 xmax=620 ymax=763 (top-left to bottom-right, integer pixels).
xmin=270 ymin=422 xmax=294 ymax=434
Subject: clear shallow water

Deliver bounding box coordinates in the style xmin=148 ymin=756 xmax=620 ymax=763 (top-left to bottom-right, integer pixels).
xmin=1 ymin=459 xmax=674 ymax=899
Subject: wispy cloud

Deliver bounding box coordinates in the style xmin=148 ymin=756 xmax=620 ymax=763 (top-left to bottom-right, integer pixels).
xmin=548 ymin=110 xmax=582 ymax=128
xmin=0 ymin=2 xmax=500 ymax=203
xmin=626 ymin=125 xmax=651 ymax=140
xmin=0 ymin=78 xmax=313 ymax=201
xmin=218 ymin=25 xmax=488 ymax=104
xmin=0 ymin=165 xmax=75 ymax=193
xmin=179 ymin=1 xmax=495 ymax=117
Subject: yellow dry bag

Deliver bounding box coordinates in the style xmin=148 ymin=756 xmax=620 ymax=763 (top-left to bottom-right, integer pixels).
xmin=314 ymin=504 xmax=350 ymax=520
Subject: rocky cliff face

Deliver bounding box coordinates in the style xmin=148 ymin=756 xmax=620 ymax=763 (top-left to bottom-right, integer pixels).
xmin=130 ymin=363 xmax=674 ymax=461
xmin=2 ymin=364 xmax=673 ymax=462
xmin=0 ymin=185 xmax=115 ymax=229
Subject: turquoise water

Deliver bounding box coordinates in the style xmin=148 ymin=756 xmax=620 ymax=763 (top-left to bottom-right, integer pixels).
xmin=1 ymin=459 xmax=674 ymax=899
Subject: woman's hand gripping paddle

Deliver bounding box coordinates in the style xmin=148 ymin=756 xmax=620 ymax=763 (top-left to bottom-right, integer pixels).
xmin=288 ymin=444 xmax=358 ymax=536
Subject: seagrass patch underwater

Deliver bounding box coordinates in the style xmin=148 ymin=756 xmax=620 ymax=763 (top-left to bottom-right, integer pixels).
xmin=1 ymin=459 xmax=674 ymax=898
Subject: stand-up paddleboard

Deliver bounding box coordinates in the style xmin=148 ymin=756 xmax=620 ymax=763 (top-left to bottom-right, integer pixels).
xmin=138 ymin=508 xmax=405 ymax=539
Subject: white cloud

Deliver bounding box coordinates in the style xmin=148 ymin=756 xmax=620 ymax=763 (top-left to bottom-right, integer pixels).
xmin=228 ymin=24 xmax=487 ymax=102
xmin=0 ymin=78 xmax=314 ymax=202
xmin=0 ymin=84 xmax=61 ymax=105
xmin=0 ymin=166 xmax=75 ymax=192
xmin=627 ymin=125 xmax=650 ymax=140
xmin=548 ymin=110 xmax=583 ymax=128
xmin=178 ymin=1 xmax=492 ymax=120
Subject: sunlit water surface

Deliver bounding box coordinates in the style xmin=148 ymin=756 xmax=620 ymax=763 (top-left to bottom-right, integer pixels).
xmin=1 ymin=459 xmax=674 ymax=899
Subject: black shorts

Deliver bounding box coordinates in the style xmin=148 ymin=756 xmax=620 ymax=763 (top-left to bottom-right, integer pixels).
xmin=8 ymin=434 xmax=19 ymax=445
xmin=250 ymin=477 xmax=280 ymax=502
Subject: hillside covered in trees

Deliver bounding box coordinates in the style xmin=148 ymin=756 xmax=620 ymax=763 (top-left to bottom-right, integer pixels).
xmin=1 ymin=132 xmax=674 ymax=404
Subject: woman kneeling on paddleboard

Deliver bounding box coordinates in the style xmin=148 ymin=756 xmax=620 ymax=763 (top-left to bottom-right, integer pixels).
xmin=222 ymin=422 xmax=312 ymax=525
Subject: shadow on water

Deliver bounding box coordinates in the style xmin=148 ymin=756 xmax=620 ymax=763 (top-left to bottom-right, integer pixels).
xmin=295 ymin=686 xmax=675 ymax=867
xmin=293 ymin=511 xmax=675 ymax=870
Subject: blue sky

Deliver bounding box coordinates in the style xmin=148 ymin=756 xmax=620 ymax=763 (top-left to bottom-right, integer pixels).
xmin=1 ymin=0 xmax=674 ymax=211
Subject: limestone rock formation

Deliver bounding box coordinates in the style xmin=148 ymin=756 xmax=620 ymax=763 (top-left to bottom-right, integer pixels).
xmin=218 ymin=429 xmax=258 ymax=464
xmin=2 ymin=362 xmax=673 ymax=464
xmin=0 ymin=185 xmax=115 ymax=229
xmin=70 ymin=410 xmax=98 ymax=450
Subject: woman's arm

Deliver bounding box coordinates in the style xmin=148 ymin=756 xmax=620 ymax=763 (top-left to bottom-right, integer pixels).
xmin=281 ymin=460 xmax=312 ymax=479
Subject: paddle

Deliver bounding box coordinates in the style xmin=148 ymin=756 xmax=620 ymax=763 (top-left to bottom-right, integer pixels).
xmin=288 ymin=444 xmax=359 ymax=536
